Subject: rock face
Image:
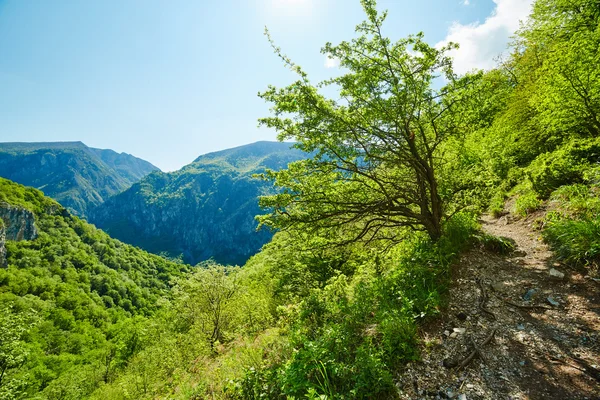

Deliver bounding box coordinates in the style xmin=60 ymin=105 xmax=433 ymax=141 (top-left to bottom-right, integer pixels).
xmin=0 ymin=220 xmax=6 ymax=268
xmin=0 ymin=202 xmax=38 ymax=267
xmin=0 ymin=202 xmax=38 ymax=241
xmin=0 ymin=141 xmax=159 ymax=218
xmin=90 ymin=141 xmax=308 ymax=265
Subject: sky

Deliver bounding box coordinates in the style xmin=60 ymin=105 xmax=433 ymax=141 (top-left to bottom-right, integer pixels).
xmin=0 ymin=0 xmax=533 ymax=171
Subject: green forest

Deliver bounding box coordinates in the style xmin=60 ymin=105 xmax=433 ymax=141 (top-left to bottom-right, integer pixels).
xmin=1 ymin=0 xmax=599 ymax=398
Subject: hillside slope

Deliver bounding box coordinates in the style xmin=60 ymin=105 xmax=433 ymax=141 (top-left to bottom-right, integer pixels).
xmin=0 ymin=141 xmax=159 ymax=217
xmin=0 ymin=177 xmax=189 ymax=398
xmin=90 ymin=141 xmax=307 ymax=265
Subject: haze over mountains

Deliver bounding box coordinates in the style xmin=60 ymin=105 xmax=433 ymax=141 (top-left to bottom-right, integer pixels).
xmin=0 ymin=142 xmax=159 ymax=218
xmin=0 ymin=140 xmax=306 ymax=265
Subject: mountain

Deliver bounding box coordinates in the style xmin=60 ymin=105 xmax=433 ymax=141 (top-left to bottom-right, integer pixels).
xmin=90 ymin=141 xmax=307 ymax=265
xmin=0 ymin=141 xmax=159 ymax=218
xmin=0 ymin=177 xmax=189 ymax=398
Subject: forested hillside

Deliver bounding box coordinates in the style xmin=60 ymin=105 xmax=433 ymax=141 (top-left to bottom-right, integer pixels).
xmin=1 ymin=0 xmax=599 ymax=398
xmin=89 ymin=141 xmax=308 ymax=265
xmin=0 ymin=178 xmax=188 ymax=398
xmin=0 ymin=142 xmax=159 ymax=218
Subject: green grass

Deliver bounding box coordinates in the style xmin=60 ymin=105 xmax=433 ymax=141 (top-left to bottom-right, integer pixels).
xmin=543 ymin=215 xmax=600 ymax=268
xmin=514 ymin=190 xmax=542 ymax=217
xmin=474 ymin=233 xmax=516 ymax=254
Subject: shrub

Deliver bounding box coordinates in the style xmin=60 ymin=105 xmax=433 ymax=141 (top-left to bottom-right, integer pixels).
xmin=550 ymin=184 xmax=600 ymax=219
xmin=527 ymin=138 xmax=600 ymax=198
xmin=515 ymin=190 xmax=542 ymax=216
xmin=489 ymin=190 xmax=507 ymax=217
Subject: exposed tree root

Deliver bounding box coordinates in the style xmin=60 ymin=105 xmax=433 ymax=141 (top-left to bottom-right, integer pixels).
xmin=476 ymin=277 xmax=496 ymax=320
xmin=444 ymin=329 xmax=497 ymax=370
xmin=491 ymin=291 xmax=553 ymax=311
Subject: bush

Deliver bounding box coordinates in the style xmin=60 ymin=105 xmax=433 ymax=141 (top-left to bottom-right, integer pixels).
xmin=514 ymin=190 xmax=542 ymax=216
xmin=489 ymin=190 xmax=507 ymax=217
xmin=527 ymin=138 xmax=600 ymax=198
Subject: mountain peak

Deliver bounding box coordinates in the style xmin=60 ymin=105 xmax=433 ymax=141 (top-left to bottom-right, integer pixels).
xmin=193 ymin=141 xmax=296 ymax=163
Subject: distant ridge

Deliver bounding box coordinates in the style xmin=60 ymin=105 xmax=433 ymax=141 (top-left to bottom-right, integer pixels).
xmin=0 ymin=141 xmax=88 ymax=151
xmin=0 ymin=141 xmax=159 ymax=217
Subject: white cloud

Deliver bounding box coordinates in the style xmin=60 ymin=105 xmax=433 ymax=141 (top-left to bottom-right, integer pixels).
xmin=325 ymin=56 xmax=340 ymax=68
xmin=463 ymin=0 xmax=470 ymax=6
xmin=437 ymin=0 xmax=533 ymax=74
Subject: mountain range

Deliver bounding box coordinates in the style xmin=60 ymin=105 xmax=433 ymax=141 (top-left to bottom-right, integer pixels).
xmin=0 ymin=140 xmax=306 ymax=265
xmin=0 ymin=141 xmax=159 ymax=218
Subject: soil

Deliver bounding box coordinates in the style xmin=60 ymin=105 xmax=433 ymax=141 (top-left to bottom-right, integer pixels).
xmin=395 ymin=211 xmax=600 ymax=400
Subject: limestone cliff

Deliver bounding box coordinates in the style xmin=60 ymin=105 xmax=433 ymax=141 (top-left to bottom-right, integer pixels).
xmin=0 ymin=202 xmax=38 ymax=267
xmin=0 ymin=202 xmax=38 ymax=241
xmin=0 ymin=219 xmax=6 ymax=267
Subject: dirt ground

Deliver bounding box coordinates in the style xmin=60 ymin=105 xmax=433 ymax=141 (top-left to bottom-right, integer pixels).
xmin=395 ymin=212 xmax=600 ymax=400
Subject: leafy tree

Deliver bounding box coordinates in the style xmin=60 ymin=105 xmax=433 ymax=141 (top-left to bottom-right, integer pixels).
xmin=519 ymin=0 xmax=600 ymax=138
xmin=175 ymin=263 xmax=238 ymax=352
xmin=258 ymin=0 xmax=471 ymax=243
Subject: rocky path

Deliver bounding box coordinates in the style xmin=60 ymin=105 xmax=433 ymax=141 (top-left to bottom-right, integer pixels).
xmin=396 ymin=213 xmax=600 ymax=399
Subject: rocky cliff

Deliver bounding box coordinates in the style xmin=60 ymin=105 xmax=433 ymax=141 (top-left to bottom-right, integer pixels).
xmin=90 ymin=141 xmax=308 ymax=265
xmin=0 ymin=201 xmax=38 ymax=267
xmin=0 ymin=202 xmax=38 ymax=241
xmin=0 ymin=219 xmax=6 ymax=267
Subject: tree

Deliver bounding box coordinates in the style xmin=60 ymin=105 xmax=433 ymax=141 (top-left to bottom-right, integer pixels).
xmin=519 ymin=0 xmax=600 ymax=138
xmin=175 ymin=263 xmax=238 ymax=352
xmin=257 ymin=0 xmax=470 ymax=244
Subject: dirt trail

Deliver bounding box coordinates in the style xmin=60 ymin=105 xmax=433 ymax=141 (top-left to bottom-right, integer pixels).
xmin=396 ymin=213 xmax=600 ymax=400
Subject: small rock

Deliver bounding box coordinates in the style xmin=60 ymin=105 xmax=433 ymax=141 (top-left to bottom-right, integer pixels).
xmin=491 ymin=281 xmax=505 ymax=292
xmin=444 ymin=330 xmax=450 ymax=337
xmin=450 ymin=332 xmax=458 ymax=338
xmin=443 ymin=358 xmax=458 ymax=368
xmin=458 ymin=395 xmax=467 ymax=400
xmin=522 ymin=288 xmax=537 ymax=301
xmin=517 ymin=324 xmax=525 ymax=330
xmin=549 ymin=268 xmax=565 ymax=279
xmin=547 ymin=296 xmax=560 ymax=306
xmin=519 ymin=360 xmax=525 ymax=366
xmin=456 ymin=312 xmax=468 ymax=321
xmin=453 ymin=327 xmax=466 ymax=334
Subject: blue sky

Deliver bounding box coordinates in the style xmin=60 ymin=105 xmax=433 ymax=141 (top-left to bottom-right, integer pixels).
xmin=0 ymin=0 xmax=532 ymax=171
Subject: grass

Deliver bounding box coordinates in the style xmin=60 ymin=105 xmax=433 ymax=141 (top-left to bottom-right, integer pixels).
xmin=543 ymin=215 xmax=600 ymax=268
